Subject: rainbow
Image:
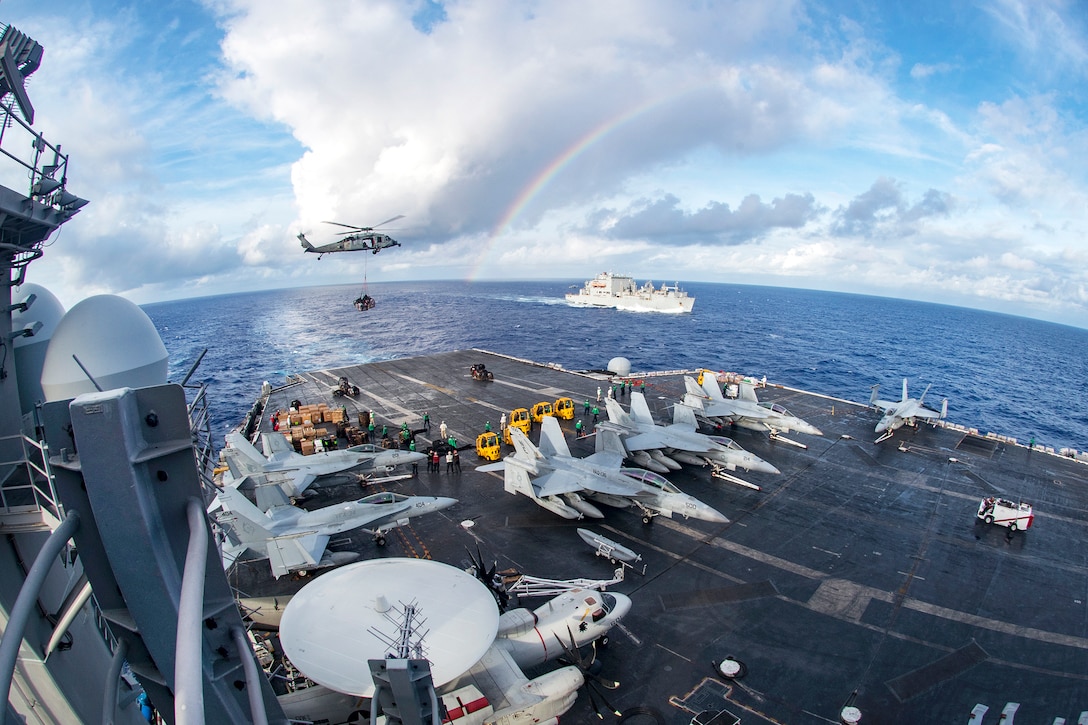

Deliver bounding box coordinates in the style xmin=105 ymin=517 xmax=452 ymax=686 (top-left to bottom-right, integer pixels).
xmin=468 ymin=85 xmax=702 ymax=280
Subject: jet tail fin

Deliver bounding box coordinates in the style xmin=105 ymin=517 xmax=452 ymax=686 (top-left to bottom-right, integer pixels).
xmin=901 ymin=378 xmax=909 ymax=402
xmin=682 ymin=393 xmax=707 ymax=412
xmin=225 ymin=432 xmax=268 ymax=466
xmin=594 ymin=428 xmax=629 ymax=457
xmin=673 ymin=403 xmax=699 ymax=428
xmin=261 ymin=432 xmax=296 ymax=460
xmin=503 ymin=464 xmax=536 ymax=499
xmin=919 ymin=382 xmax=932 ymax=404
xmin=217 ymin=487 xmax=275 ymax=545
xmin=684 ymin=376 xmax=708 ymax=398
xmin=737 ymin=382 xmax=759 ymax=403
xmin=628 ymin=393 xmax=656 ymax=425
xmin=702 ymin=376 xmax=727 ymax=401
xmin=940 ymin=399 xmax=948 ymax=419
xmin=604 ymin=397 xmax=631 ymax=426
xmin=507 ymin=426 xmax=544 ymax=465
xmin=254 ymin=483 xmax=293 ymax=512
xmin=869 ymin=384 xmax=880 ymax=407
xmin=223 ymin=448 xmax=263 ymax=480
xmin=538 ymin=416 xmax=572 ymax=458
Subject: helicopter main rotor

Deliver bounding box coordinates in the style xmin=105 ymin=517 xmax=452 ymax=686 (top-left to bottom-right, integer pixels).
xmin=322 ymin=214 xmax=405 ymax=235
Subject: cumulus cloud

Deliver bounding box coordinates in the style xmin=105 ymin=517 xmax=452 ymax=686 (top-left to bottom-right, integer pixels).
xmin=5 ymin=0 xmax=1088 ymax=326
xmin=586 ymin=192 xmax=819 ymax=245
xmin=831 ymin=178 xmax=953 ymax=236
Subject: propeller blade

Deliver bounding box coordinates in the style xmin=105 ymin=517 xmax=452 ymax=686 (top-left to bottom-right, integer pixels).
xmin=374 ymin=214 xmax=405 ymax=228
xmin=321 ymin=220 xmax=369 ymax=231
xmin=586 ymin=685 xmax=605 ymax=720
xmin=587 ymin=680 xmax=622 ymax=717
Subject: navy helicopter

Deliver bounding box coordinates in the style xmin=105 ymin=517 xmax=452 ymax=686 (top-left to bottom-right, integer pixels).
xmin=297 ymin=214 xmax=404 ymax=258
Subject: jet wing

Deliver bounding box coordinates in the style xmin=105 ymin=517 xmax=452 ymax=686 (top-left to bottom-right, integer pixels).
xmin=658 ymin=424 xmax=709 ymax=453
xmin=533 ymin=470 xmax=587 ymax=497
xmin=873 ymin=399 xmax=899 ymax=412
xmin=465 ymin=644 xmax=536 ymax=717
xmin=285 ymin=470 xmax=317 ymax=498
xmin=622 ymin=431 xmax=667 ymax=452
xmin=266 ymin=533 xmax=329 ymax=579
xmin=731 ymin=400 xmax=773 ymax=417
xmin=913 ymin=407 xmax=942 ymax=420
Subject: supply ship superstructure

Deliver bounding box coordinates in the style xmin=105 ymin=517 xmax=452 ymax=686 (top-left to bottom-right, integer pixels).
xmin=566 ymin=272 xmax=696 ymax=313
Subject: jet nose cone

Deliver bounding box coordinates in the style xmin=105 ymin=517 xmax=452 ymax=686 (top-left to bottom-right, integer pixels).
xmin=432 ymin=497 xmax=458 ymax=511
xmin=703 ymin=506 xmax=730 ymax=524
xmin=750 ymin=458 xmax=780 ymax=475
xmin=406 ymin=451 xmax=427 ymax=463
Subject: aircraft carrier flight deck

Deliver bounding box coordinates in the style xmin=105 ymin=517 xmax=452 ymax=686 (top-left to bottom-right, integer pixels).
xmin=232 ymin=348 xmax=1088 ymax=725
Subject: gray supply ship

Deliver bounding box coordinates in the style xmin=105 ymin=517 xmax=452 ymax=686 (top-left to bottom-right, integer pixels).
xmin=566 ymin=272 xmax=695 ymax=313
xmin=3 ymin=17 xmax=1088 ymax=725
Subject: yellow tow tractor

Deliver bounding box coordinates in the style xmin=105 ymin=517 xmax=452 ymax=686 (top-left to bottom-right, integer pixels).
xmin=554 ymin=397 xmax=575 ymax=420
xmin=476 ymin=431 xmax=501 ymax=461
xmin=530 ymin=401 xmax=554 ymax=423
xmin=503 ymin=407 xmax=532 ymax=445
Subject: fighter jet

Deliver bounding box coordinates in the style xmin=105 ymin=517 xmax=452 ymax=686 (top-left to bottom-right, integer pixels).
xmin=870 ymin=378 xmax=948 ymax=442
xmin=213 ymin=484 xmax=457 ymax=578
xmin=683 ymin=375 xmax=823 ymax=438
xmin=482 ymin=415 xmax=727 ymax=524
xmin=598 ymin=393 xmax=780 ymax=475
xmin=223 ymin=431 xmax=426 ymax=497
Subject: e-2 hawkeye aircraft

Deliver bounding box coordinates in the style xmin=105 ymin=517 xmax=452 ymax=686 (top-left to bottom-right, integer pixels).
xmin=297 ymin=215 xmax=404 ymax=258
xmin=480 ymin=415 xmax=727 ymax=524
xmin=599 ymin=392 xmax=779 ymax=475
xmin=213 ymin=484 xmax=456 ymax=578
xmin=279 ymin=557 xmax=632 ymax=724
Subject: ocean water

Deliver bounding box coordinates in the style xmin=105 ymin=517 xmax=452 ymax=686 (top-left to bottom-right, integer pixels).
xmin=143 ymin=280 xmax=1088 ymax=454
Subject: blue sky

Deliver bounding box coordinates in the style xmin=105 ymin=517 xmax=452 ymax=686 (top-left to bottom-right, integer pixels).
xmin=6 ymin=0 xmax=1088 ymax=327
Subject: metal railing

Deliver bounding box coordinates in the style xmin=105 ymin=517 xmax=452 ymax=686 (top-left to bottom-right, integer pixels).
xmin=0 ymin=431 xmax=62 ymax=531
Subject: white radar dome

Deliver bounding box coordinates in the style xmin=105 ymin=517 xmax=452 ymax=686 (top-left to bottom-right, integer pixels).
xmin=40 ymin=295 xmax=168 ymax=402
xmin=607 ymin=356 xmax=631 ymax=377
xmin=11 ymin=284 xmax=66 ymax=415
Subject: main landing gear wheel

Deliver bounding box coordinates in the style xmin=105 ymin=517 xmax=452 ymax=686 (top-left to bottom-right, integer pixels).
xmin=375 ymin=535 xmax=386 ymax=546
xmin=597 ymin=634 xmax=609 ymax=648
xmin=642 ymin=515 xmax=653 ymax=525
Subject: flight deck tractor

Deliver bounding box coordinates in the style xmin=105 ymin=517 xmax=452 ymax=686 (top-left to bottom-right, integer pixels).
xmin=503 ymin=408 xmax=531 ymax=445
xmin=530 ymin=401 xmax=554 ymax=423
xmin=476 ymin=431 xmax=501 ymax=461
xmin=554 ymin=397 xmax=575 ymax=420
xmin=977 ymin=497 xmax=1033 ymax=531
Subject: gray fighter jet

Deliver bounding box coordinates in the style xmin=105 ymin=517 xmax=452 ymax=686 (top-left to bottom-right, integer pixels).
xmin=683 ymin=375 xmax=823 ymax=438
xmin=481 ymin=415 xmax=727 ymax=524
xmin=598 ymin=393 xmax=780 ymax=475
xmin=214 ymin=484 xmax=456 ymax=578
xmin=223 ymin=431 xmax=426 ymax=497
xmin=870 ymin=378 xmax=947 ymax=442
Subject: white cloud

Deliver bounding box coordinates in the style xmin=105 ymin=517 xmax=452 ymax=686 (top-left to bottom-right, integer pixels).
xmin=3 ymin=0 xmax=1087 ymax=327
